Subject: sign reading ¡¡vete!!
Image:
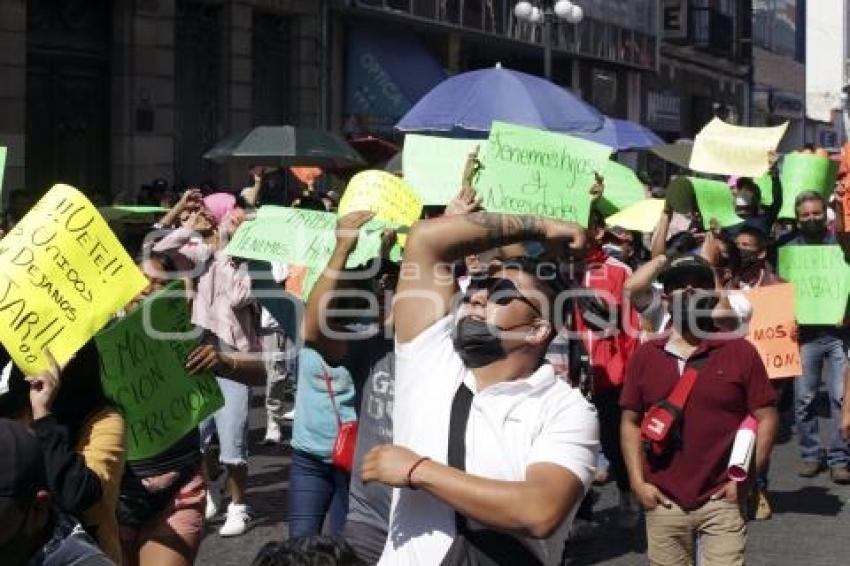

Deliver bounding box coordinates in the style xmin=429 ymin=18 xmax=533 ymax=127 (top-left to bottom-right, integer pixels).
xmin=474 ymin=121 xmax=613 ymax=227
xmin=0 ymin=184 xmax=148 ymax=374
xmin=96 ymin=280 xmax=224 ymax=460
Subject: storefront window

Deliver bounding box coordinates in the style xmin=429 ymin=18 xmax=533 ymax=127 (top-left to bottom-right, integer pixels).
xmin=753 ymin=0 xmax=797 ymax=58
xmin=355 ymin=0 xmax=657 ymax=70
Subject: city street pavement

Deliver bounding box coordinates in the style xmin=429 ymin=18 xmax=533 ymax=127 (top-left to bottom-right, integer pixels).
xmin=198 ymin=388 xmax=850 ymax=565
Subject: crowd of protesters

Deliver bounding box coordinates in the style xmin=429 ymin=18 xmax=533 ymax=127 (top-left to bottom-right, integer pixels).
xmin=2 ymin=143 xmax=850 ymax=566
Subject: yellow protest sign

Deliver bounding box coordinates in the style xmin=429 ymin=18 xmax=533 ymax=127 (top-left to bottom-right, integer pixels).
xmin=339 ymin=170 xmax=422 ymax=228
xmin=0 ymin=184 xmax=147 ymax=374
xmin=689 ymin=118 xmax=788 ymax=178
xmin=604 ymin=198 xmax=665 ymax=233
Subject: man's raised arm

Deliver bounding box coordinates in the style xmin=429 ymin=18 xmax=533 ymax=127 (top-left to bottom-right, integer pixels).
xmin=395 ymin=212 xmax=585 ymax=343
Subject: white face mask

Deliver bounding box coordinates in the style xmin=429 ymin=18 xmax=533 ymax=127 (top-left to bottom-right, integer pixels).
xmin=602 ymin=243 xmax=625 ymax=261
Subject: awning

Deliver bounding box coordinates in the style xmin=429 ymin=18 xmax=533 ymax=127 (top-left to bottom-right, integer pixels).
xmin=345 ymin=22 xmax=446 ymax=133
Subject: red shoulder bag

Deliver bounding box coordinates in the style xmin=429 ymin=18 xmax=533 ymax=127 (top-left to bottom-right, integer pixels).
xmin=322 ymin=367 xmax=358 ymax=473
xmin=640 ymin=365 xmax=701 ymax=457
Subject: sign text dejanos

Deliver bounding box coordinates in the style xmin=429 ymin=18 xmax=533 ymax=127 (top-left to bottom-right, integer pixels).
xmin=0 ymin=184 xmax=147 ymax=373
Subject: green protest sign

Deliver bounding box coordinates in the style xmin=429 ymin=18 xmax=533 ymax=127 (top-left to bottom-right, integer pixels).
xmin=754 ymin=172 xmax=774 ymax=207
xmin=403 ymin=135 xmax=481 ymax=205
xmin=389 ymin=242 xmax=403 ymax=263
xmin=227 ymin=207 xmax=382 ymax=268
xmin=99 ymin=205 xmax=168 ymax=223
xmin=777 ymin=245 xmax=850 ymax=325
xmin=778 ymin=153 xmax=839 ymax=219
xmin=474 ymin=121 xmax=613 ymax=227
xmin=690 ymin=177 xmax=742 ymax=229
xmin=95 ymin=281 xmax=224 ymax=460
xmin=597 ymin=161 xmax=646 ymax=216
xmin=225 ymin=207 xmax=383 ymax=298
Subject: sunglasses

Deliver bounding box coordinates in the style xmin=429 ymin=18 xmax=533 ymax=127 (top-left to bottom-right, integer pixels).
xmin=463 ymin=276 xmax=542 ymax=315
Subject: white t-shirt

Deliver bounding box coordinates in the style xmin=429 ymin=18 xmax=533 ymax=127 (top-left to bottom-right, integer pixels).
xmin=380 ymin=316 xmax=599 ymax=565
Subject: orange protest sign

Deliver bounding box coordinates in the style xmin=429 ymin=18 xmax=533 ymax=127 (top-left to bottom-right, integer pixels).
xmin=741 ymin=283 xmax=801 ymax=379
xmin=284 ymin=264 xmax=308 ymax=299
xmin=842 ymin=184 xmax=850 ymax=231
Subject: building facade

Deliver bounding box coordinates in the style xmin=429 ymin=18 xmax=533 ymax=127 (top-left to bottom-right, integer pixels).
xmin=751 ymin=0 xmax=804 ymax=151
xmin=339 ymin=0 xmax=661 ymax=137
xmin=3 ymin=1 xmax=765 ymax=201
xmin=649 ymin=0 xmax=753 ymax=143
xmin=0 ymin=0 xmax=325 ymax=201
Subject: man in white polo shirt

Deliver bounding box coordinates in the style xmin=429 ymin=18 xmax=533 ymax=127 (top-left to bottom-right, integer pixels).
xmin=361 ymin=211 xmax=600 ymax=565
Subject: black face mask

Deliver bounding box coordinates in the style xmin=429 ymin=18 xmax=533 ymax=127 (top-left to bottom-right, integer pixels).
xmin=739 ymin=249 xmax=762 ymax=270
xmin=670 ymin=293 xmax=719 ymax=335
xmin=736 ymin=207 xmax=756 ymax=220
xmin=452 ymin=316 xmax=526 ymax=369
xmin=799 ymin=218 xmax=826 ymax=238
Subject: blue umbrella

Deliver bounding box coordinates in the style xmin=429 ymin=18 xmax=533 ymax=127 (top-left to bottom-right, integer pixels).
xmin=574 ymin=117 xmax=664 ymax=151
xmin=395 ymin=65 xmax=604 ymax=137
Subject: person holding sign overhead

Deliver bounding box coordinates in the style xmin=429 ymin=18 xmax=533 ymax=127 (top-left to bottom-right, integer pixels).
xmin=361 ymin=208 xmax=598 ymax=564
xmin=725 ymin=151 xmax=783 ymax=239
xmin=152 ymin=192 xmax=260 ymax=536
xmin=778 ymin=190 xmax=850 ymax=484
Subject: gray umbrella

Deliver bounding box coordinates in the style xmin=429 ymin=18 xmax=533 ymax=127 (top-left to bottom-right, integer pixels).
xmin=649 ymin=139 xmax=694 ymax=169
xmin=203 ymin=125 xmax=366 ymax=169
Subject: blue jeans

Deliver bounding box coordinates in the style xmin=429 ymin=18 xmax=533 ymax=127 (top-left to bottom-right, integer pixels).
xmin=199 ymin=377 xmax=250 ymax=465
xmin=796 ymin=334 xmax=850 ymax=468
xmin=287 ymin=450 xmax=349 ymax=537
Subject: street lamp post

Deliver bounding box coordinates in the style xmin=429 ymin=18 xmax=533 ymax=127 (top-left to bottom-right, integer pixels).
xmin=514 ymin=1 xmax=584 ymax=81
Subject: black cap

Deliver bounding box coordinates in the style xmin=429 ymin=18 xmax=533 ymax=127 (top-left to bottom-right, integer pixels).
xmin=658 ymin=254 xmax=715 ymax=290
xmin=0 ymin=419 xmax=47 ymax=499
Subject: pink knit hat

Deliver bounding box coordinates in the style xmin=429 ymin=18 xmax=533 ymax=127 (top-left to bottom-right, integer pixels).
xmin=202 ymin=192 xmax=236 ymax=225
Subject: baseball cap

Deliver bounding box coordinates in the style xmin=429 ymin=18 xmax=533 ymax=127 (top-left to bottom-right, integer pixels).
xmin=658 ymin=254 xmax=715 ymax=291
xmin=0 ymin=419 xmax=47 ymax=500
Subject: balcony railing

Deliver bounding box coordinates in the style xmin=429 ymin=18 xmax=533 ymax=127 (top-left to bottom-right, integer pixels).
xmin=350 ymin=0 xmax=658 ymax=70
xmin=353 ymin=0 xmax=510 ymax=35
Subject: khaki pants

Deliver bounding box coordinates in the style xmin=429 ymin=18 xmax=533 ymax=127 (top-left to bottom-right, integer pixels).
xmin=645 ymin=499 xmax=746 ymax=566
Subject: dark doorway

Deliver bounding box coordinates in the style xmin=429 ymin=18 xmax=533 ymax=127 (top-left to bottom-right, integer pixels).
xmin=26 ymin=0 xmax=111 ymax=201
xmin=175 ymin=0 xmax=222 ymax=186
xmin=252 ymin=12 xmax=293 ymax=126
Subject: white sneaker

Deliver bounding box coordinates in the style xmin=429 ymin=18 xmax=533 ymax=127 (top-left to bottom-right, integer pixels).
xmin=205 ymin=475 xmax=225 ymax=520
xmin=283 ymin=409 xmax=296 ymax=421
xmin=219 ymin=502 xmax=252 ymax=537
xmin=616 ymin=490 xmax=640 ymax=530
xmin=262 ymin=417 xmax=281 ymax=445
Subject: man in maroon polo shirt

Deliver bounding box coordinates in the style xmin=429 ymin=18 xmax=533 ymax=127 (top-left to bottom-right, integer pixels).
xmin=620 ymin=255 xmax=778 ymax=566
